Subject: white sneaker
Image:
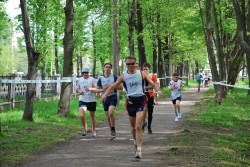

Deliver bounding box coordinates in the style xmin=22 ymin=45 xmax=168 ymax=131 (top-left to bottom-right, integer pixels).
xmin=178 ymin=113 xmax=181 ymax=119
xmin=92 ymin=131 xmax=96 ymax=137
xmin=135 ymin=149 xmax=142 ymax=159
xmin=175 ymin=117 xmax=179 ymax=122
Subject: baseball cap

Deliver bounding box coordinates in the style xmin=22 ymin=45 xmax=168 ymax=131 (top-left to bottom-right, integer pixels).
xmin=82 ymin=67 xmax=89 ymax=73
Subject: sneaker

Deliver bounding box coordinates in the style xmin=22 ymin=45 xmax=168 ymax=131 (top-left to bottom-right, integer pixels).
xmin=110 ymin=131 xmax=116 ymax=140
xmin=92 ymin=131 xmax=96 ymax=137
xmin=135 ymin=149 xmax=142 ymax=159
xmin=148 ymin=128 xmax=152 ymax=134
xmin=175 ymin=117 xmax=179 ymax=122
xmin=82 ymin=131 xmax=87 ymax=136
xmin=178 ymin=113 xmax=181 ymax=119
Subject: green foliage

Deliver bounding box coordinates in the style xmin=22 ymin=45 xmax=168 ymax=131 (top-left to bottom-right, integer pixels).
xmin=0 ymin=4 xmax=14 ymax=75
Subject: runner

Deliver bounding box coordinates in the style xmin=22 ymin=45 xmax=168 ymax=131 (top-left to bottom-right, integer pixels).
xmin=168 ymin=73 xmax=183 ymax=122
xmin=77 ymin=67 xmax=103 ymax=137
xmin=96 ymin=63 xmax=123 ymax=140
xmin=100 ymin=56 xmax=163 ymax=159
xmin=142 ymin=63 xmax=157 ymax=134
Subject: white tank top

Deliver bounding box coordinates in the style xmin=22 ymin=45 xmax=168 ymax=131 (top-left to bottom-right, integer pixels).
xmin=123 ymin=70 xmax=144 ymax=97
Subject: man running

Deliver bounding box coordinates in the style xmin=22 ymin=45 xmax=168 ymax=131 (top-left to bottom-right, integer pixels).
xmin=96 ymin=63 xmax=123 ymax=140
xmin=100 ymin=56 xmax=163 ymax=159
xmin=142 ymin=63 xmax=157 ymax=134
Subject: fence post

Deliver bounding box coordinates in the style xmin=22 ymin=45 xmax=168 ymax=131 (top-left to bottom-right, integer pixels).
xmin=36 ymin=75 xmax=42 ymax=99
xmin=72 ymin=74 xmax=77 ymax=98
xmin=56 ymin=74 xmax=61 ymax=98
xmin=10 ymin=80 xmax=15 ymax=108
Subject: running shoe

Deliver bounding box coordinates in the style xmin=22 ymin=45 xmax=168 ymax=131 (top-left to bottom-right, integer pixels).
xmin=175 ymin=117 xmax=179 ymax=122
xmin=82 ymin=131 xmax=87 ymax=136
xmin=110 ymin=131 xmax=116 ymax=140
xmin=92 ymin=131 xmax=96 ymax=137
xmin=135 ymin=149 xmax=142 ymax=159
xmin=178 ymin=113 xmax=182 ymax=119
xmin=148 ymin=127 xmax=152 ymax=134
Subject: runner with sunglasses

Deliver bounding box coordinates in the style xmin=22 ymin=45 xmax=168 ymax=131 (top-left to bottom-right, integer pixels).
xmin=100 ymin=56 xmax=163 ymax=159
xmin=77 ymin=67 xmax=103 ymax=137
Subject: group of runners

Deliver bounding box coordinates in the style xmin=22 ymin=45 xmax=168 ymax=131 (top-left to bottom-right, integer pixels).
xmin=76 ymin=56 xmax=183 ymax=159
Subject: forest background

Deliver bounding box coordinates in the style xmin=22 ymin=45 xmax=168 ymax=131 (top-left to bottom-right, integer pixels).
xmin=0 ymin=0 xmax=249 ymax=120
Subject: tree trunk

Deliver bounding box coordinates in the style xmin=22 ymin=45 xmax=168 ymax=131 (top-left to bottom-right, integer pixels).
xmin=212 ymin=1 xmax=224 ymax=81
xmin=205 ymin=0 xmax=222 ymax=104
xmin=54 ymin=25 xmax=59 ymax=75
xmin=232 ymin=0 xmax=250 ymax=57
xmin=57 ymin=0 xmax=74 ymax=115
xmin=152 ymin=33 xmax=157 ymax=74
xmin=128 ymin=0 xmax=137 ymax=56
xmin=157 ymin=35 xmax=165 ymax=86
xmin=92 ymin=20 xmax=96 ymax=78
xmin=112 ymin=0 xmax=120 ymax=76
xmin=168 ymin=33 xmax=173 ymax=78
xmin=232 ymin=0 xmax=250 ymax=95
xmin=136 ymin=0 xmax=146 ymax=67
xmin=20 ymin=0 xmax=40 ymax=121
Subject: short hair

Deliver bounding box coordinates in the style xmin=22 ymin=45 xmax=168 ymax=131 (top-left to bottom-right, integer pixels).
xmin=104 ymin=63 xmax=112 ymax=68
xmin=172 ymin=73 xmax=179 ymax=77
xmin=125 ymin=56 xmax=136 ymax=62
xmin=142 ymin=62 xmax=151 ymax=69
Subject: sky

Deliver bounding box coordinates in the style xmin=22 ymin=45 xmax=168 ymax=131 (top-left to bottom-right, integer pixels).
xmin=4 ymin=0 xmax=20 ymax=19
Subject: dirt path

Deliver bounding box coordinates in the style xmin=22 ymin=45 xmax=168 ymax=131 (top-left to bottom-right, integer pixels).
xmin=20 ymin=85 xmax=208 ymax=167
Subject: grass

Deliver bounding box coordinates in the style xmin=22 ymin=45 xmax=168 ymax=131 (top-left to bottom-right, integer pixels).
xmin=1 ymin=80 xmax=249 ymax=166
xmin=0 ymin=94 xmax=126 ymax=167
xmin=162 ymin=80 xmax=250 ymax=166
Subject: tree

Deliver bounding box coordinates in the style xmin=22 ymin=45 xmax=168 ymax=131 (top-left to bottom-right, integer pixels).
xmin=57 ymin=0 xmax=74 ymax=115
xmin=127 ymin=0 xmax=137 ymax=56
xmin=20 ymin=0 xmax=40 ymax=121
xmin=112 ymin=0 xmax=120 ymax=76
xmin=232 ymin=0 xmax=250 ymax=95
xmin=136 ymin=0 xmax=146 ymax=67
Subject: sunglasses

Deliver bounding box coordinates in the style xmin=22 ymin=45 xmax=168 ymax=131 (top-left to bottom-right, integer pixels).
xmin=126 ymin=62 xmax=135 ymax=66
xmin=82 ymin=72 xmax=89 ymax=74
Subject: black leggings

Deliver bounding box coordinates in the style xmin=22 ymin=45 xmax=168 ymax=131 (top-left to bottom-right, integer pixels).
xmin=147 ymin=96 xmax=154 ymax=127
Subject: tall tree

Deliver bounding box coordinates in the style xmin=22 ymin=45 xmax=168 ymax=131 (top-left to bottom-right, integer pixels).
xmin=112 ymin=0 xmax=120 ymax=76
xmin=136 ymin=0 xmax=146 ymax=67
xmin=232 ymin=0 xmax=250 ymax=95
xmin=57 ymin=0 xmax=74 ymax=115
xmin=20 ymin=0 xmax=40 ymax=121
xmin=128 ymin=0 xmax=137 ymax=56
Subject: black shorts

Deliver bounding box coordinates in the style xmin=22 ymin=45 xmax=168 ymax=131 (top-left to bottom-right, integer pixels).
xmin=103 ymin=94 xmax=117 ymax=111
xmin=172 ymin=96 xmax=182 ymax=104
xmin=79 ymin=101 xmax=97 ymax=111
xmin=125 ymin=95 xmax=146 ymax=117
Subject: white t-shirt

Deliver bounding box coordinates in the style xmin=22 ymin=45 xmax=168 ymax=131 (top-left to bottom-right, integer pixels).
xmin=168 ymin=79 xmax=183 ymax=100
xmin=77 ymin=76 xmax=97 ymax=102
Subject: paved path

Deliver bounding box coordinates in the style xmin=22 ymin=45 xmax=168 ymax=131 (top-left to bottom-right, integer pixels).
xmin=21 ymin=85 xmax=208 ymax=167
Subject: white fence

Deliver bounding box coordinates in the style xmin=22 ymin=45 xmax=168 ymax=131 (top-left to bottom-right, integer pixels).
xmin=0 ymin=75 xmax=78 ymax=108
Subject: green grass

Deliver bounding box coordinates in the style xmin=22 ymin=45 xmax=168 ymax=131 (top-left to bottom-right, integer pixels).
xmin=0 ymin=94 xmax=126 ymax=166
xmin=162 ymin=80 xmax=250 ymax=166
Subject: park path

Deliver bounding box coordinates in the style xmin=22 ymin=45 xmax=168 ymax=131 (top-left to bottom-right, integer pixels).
xmin=20 ymin=85 xmax=208 ymax=167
